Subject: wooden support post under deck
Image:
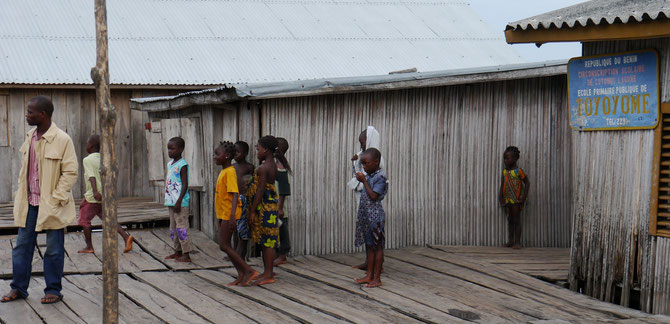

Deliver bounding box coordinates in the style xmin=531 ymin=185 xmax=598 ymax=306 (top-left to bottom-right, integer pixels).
xmin=91 ymin=0 xmax=118 ymax=323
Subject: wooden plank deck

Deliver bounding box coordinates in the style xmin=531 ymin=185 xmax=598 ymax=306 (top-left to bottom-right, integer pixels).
xmin=430 ymin=245 xmax=571 ymax=282
xmin=0 ymin=229 xmax=667 ymax=323
xmin=0 ymin=197 xmax=168 ymax=230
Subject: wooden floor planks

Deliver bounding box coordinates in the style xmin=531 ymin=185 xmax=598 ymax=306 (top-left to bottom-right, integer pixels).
xmin=429 ymin=245 xmax=571 ymax=282
xmin=192 ymin=269 xmax=347 ymax=323
xmin=0 ymin=230 xmax=666 ymax=324
xmin=0 ymin=231 xmax=168 ymax=278
xmin=0 ymin=197 xmax=168 ymax=230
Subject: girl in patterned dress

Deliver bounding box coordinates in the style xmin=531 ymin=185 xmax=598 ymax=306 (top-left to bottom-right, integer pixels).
xmin=498 ymin=146 xmax=530 ymax=249
xmin=354 ymin=148 xmax=388 ymax=288
xmin=246 ymin=136 xmax=290 ymax=286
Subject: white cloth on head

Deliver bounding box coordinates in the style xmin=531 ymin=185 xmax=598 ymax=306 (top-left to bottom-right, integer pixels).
xmin=348 ymin=126 xmax=385 ymax=193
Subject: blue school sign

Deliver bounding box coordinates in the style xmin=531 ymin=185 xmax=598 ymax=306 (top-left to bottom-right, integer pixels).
xmin=568 ymin=49 xmax=659 ymax=130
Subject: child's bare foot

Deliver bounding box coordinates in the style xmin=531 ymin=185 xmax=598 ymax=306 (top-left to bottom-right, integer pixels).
xmin=512 ymin=244 xmax=521 ymax=249
xmin=252 ymin=274 xmax=275 ymax=286
xmin=273 ymin=255 xmax=287 ymax=266
xmin=227 ymin=277 xmax=243 ymax=286
xmin=165 ymin=252 xmax=182 ymax=259
xmin=352 ymin=263 xmax=368 ymax=270
xmin=123 ymin=235 xmax=133 ymax=253
xmin=175 ymin=253 xmax=191 ymax=262
xmin=78 ymin=247 xmax=95 ymax=254
xmin=240 ymin=270 xmax=259 ymax=286
xmin=365 ymin=279 xmax=382 ymax=288
xmin=355 ymin=275 xmax=372 ymax=284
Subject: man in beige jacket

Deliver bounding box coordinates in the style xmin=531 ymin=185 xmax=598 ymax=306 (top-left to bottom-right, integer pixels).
xmin=1 ymin=96 xmax=78 ymax=304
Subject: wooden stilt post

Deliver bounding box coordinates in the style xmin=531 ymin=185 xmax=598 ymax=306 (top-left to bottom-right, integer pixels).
xmin=91 ymin=1 xmax=118 ymax=323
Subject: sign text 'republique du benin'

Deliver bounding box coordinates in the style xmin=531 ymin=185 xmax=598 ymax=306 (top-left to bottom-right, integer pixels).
xmin=568 ymin=49 xmax=659 ymax=131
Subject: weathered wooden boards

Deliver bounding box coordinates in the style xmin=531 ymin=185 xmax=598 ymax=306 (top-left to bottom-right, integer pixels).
xmin=572 ymin=40 xmax=670 ymax=314
xmin=130 ymin=228 xmax=236 ymax=270
xmin=430 ymin=245 xmax=570 ymax=282
xmin=0 ymin=245 xmax=666 ymax=323
xmin=0 ymin=88 xmax=189 ymax=204
xmin=0 ymin=197 xmax=168 ymax=230
xmin=0 ymin=231 xmax=167 ymax=278
xmin=261 ymin=75 xmax=573 ymax=257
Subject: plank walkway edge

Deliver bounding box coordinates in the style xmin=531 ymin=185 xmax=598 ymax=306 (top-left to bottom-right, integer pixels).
xmin=416 ymin=246 xmax=656 ymax=320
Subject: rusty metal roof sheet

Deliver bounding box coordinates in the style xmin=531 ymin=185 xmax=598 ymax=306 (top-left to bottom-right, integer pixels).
xmin=130 ymin=59 xmax=567 ymax=111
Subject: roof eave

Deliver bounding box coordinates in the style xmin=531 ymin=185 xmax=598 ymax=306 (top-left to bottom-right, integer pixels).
xmin=505 ymin=19 xmax=670 ymax=45
xmin=129 ymin=88 xmax=239 ymax=112
xmin=131 ymin=62 xmax=567 ymax=112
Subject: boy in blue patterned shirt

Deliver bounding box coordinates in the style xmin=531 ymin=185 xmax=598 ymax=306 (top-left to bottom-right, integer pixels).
xmin=353 ymin=148 xmax=388 ymax=288
xmin=164 ymin=137 xmax=191 ymax=262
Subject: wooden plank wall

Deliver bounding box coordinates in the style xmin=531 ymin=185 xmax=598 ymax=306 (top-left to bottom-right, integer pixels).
xmin=571 ymin=37 xmax=670 ymax=314
xmin=0 ymin=88 xmax=183 ymax=204
xmin=147 ymin=106 xmax=239 ymax=239
xmin=261 ymin=75 xmax=572 ymax=256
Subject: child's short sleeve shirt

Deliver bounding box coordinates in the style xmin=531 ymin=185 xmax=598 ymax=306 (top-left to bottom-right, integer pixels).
xmin=366 ymin=170 xmax=388 ymax=201
xmin=215 ymin=166 xmax=242 ymax=220
xmin=165 ymin=158 xmax=190 ymax=207
xmin=502 ymin=167 xmax=526 ymax=204
xmin=83 ymin=152 xmax=102 ymax=203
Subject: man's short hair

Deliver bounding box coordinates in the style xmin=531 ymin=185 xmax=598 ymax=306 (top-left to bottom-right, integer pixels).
xmin=29 ymin=96 xmax=54 ymax=117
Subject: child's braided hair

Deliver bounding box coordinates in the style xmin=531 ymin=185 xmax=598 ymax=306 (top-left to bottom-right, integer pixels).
xmin=505 ymin=146 xmax=520 ymax=159
xmin=218 ymin=141 xmax=236 ymax=157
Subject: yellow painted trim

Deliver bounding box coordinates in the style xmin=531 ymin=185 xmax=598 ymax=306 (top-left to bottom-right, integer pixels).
xmin=505 ymin=19 xmax=670 ymax=44
xmin=651 ymin=103 xmax=670 ymax=238
xmin=651 ymin=109 xmax=663 ymax=236
xmin=567 ymin=49 xmax=661 ymax=131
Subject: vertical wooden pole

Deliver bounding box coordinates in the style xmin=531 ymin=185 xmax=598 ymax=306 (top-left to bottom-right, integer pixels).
xmin=91 ymin=0 xmax=118 ymax=323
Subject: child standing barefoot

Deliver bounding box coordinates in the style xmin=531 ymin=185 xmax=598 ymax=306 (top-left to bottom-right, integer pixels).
xmin=498 ymin=146 xmax=530 ymax=249
xmin=215 ymin=142 xmax=257 ymax=286
xmin=354 ymin=148 xmax=388 ymax=288
xmin=233 ymin=141 xmax=254 ymax=260
xmin=164 ymin=137 xmax=192 ymax=262
xmin=247 ymin=136 xmax=289 ymax=286
xmin=77 ymin=135 xmax=133 ymax=254
xmin=349 ymin=126 xmax=385 ymax=270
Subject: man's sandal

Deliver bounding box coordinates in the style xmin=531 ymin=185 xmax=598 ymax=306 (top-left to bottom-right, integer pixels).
xmin=41 ymin=294 xmax=63 ymax=304
xmin=1 ymin=291 xmax=25 ymax=303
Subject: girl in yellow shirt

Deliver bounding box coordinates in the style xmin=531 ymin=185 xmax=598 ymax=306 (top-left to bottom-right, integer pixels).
xmin=215 ymin=141 xmax=257 ymax=286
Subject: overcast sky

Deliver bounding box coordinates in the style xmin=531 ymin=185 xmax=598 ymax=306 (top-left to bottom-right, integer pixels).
xmin=468 ymin=0 xmax=588 ymax=63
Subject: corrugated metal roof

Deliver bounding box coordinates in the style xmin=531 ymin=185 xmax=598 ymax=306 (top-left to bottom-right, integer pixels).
xmin=130 ymin=59 xmax=567 ymax=111
xmin=507 ymin=0 xmax=670 ymax=31
xmin=0 ymin=0 xmax=524 ymax=86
